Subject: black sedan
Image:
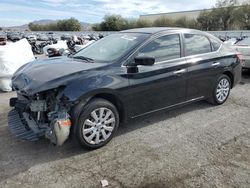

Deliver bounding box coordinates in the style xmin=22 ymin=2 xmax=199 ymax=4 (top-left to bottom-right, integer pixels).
xmin=8 ymin=28 xmax=242 ymax=149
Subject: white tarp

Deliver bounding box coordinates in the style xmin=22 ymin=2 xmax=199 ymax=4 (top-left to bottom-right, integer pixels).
xmin=0 ymin=39 xmax=35 ymax=91
xmin=43 ymin=40 xmax=68 ymax=55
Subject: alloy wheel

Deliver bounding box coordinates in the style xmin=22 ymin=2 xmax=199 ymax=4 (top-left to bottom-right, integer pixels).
xmin=216 ymin=78 xmax=230 ymax=103
xmin=82 ymin=107 xmax=115 ymax=145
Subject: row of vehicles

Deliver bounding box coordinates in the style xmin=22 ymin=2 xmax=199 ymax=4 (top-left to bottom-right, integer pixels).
xmin=2 ymin=31 xmax=102 ymax=42
xmin=0 ymin=31 xmax=103 ymax=57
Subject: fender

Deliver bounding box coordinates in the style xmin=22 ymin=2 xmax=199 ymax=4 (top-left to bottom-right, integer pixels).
xmin=61 ymin=72 xmax=129 ymax=102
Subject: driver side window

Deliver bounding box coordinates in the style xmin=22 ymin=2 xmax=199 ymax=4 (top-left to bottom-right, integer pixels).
xmin=138 ymin=34 xmax=181 ymax=63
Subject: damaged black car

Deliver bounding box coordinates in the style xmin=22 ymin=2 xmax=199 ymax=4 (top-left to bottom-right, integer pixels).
xmin=8 ymin=28 xmax=242 ymax=149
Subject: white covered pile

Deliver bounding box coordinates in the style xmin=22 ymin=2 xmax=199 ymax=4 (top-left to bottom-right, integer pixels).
xmin=0 ymin=39 xmax=35 ymax=91
xmin=43 ymin=40 xmax=68 ymax=55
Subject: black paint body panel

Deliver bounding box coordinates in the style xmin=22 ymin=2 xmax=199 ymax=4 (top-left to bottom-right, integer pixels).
xmin=11 ymin=28 xmax=242 ymax=122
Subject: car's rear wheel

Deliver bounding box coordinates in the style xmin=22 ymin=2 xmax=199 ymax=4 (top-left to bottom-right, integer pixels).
xmin=208 ymin=74 xmax=231 ymax=105
xmin=75 ymin=98 xmax=119 ymax=149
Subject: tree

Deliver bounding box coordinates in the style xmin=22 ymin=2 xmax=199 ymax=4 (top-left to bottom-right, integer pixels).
xmin=0 ymin=27 xmax=2 ymax=31
xmin=214 ymin=8 xmax=236 ymax=30
xmin=235 ymin=4 xmax=250 ymax=29
xmin=153 ymin=17 xmax=174 ymax=27
xmin=216 ymin=0 xmax=238 ymax=7
xmin=28 ymin=18 xmax=81 ymax=31
xmin=92 ymin=23 xmax=101 ymax=31
xmin=135 ymin=19 xmax=152 ymax=28
xmin=126 ymin=19 xmax=137 ymax=29
xmin=214 ymin=0 xmax=238 ymax=30
xmin=57 ymin=18 xmax=81 ymax=31
xmin=197 ymin=0 xmax=239 ymax=30
xmin=187 ymin=19 xmax=199 ymax=29
xmin=174 ymin=17 xmax=198 ymax=29
xmin=99 ymin=15 xmax=129 ymax=31
xmin=197 ymin=11 xmax=220 ymax=30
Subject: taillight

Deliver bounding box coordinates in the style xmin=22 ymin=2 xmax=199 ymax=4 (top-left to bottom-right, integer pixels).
xmin=237 ymin=53 xmax=243 ymax=65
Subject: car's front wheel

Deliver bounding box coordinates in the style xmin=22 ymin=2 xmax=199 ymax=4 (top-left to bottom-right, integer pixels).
xmin=208 ymin=74 xmax=231 ymax=105
xmin=75 ymin=98 xmax=119 ymax=149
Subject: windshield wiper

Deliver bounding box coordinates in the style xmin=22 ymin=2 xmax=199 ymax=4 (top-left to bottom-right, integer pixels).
xmin=72 ymin=56 xmax=94 ymax=63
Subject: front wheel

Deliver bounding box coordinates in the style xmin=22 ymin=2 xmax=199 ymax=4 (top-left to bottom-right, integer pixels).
xmin=75 ymin=99 xmax=119 ymax=149
xmin=208 ymin=75 xmax=231 ymax=105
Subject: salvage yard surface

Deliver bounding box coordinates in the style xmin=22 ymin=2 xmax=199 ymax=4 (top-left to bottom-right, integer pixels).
xmin=0 ymin=72 xmax=250 ymax=188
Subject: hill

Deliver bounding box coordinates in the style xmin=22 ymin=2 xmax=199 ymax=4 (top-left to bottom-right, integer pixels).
xmin=3 ymin=19 xmax=91 ymax=31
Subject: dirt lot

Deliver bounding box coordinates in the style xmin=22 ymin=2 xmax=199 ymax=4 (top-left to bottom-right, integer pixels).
xmin=0 ymin=72 xmax=250 ymax=188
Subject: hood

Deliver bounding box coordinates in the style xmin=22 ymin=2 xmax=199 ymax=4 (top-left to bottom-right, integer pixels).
xmin=12 ymin=57 xmax=107 ymax=95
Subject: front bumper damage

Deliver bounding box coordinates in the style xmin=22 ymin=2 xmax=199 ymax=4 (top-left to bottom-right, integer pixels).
xmin=8 ymin=109 xmax=45 ymax=141
xmin=8 ymin=93 xmax=72 ymax=146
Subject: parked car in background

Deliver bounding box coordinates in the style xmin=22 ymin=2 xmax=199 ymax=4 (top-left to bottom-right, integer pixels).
xmin=8 ymin=28 xmax=242 ymax=149
xmin=0 ymin=32 xmax=7 ymax=45
xmin=61 ymin=34 xmax=72 ymax=41
xmin=234 ymin=37 xmax=250 ymax=70
xmin=47 ymin=33 xmax=60 ymax=41
xmin=37 ymin=33 xmax=49 ymax=41
xmin=7 ymin=32 xmax=22 ymax=42
xmin=25 ymin=34 xmax=37 ymax=42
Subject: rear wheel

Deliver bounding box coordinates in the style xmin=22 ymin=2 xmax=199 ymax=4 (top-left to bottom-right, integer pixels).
xmin=75 ymin=99 xmax=119 ymax=149
xmin=208 ymin=75 xmax=231 ymax=105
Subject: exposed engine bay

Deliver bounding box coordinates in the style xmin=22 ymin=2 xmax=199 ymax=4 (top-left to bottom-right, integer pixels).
xmin=9 ymin=89 xmax=72 ymax=146
xmin=7 ymin=55 xmax=109 ymax=146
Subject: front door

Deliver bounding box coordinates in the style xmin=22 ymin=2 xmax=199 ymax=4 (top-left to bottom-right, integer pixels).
xmin=126 ymin=34 xmax=188 ymax=118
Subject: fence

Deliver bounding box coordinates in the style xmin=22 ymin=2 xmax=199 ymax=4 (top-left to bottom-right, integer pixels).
xmin=208 ymin=30 xmax=250 ymax=38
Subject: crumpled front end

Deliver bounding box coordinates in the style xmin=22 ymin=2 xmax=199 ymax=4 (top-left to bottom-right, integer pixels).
xmin=8 ymin=89 xmax=73 ymax=146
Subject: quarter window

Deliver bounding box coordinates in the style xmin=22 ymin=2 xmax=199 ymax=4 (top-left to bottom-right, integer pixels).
xmin=184 ymin=34 xmax=212 ymax=56
xmin=138 ymin=34 xmax=181 ymax=62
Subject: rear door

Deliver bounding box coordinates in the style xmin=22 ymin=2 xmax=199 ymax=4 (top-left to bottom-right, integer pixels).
xmin=183 ymin=33 xmax=224 ymax=100
xmin=126 ymin=33 xmax=188 ymax=117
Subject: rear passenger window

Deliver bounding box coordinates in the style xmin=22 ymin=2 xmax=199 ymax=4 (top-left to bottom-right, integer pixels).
xmin=139 ymin=34 xmax=181 ymax=62
xmin=184 ymin=34 xmax=212 ymax=56
xmin=210 ymin=38 xmax=221 ymax=51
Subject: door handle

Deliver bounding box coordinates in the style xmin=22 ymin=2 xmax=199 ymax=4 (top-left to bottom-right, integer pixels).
xmin=173 ymin=69 xmax=186 ymax=75
xmin=212 ymin=62 xmax=220 ymax=67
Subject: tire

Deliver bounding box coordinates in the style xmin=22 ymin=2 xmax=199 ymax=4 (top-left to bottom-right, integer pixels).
xmin=74 ymin=98 xmax=119 ymax=149
xmin=208 ymin=74 xmax=231 ymax=105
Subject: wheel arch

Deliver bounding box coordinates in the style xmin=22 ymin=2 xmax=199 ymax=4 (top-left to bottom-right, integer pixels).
xmin=92 ymin=93 xmax=126 ymax=124
xmin=223 ymin=71 xmax=234 ymax=88
xmin=71 ymin=91 xmax=126 ymax=126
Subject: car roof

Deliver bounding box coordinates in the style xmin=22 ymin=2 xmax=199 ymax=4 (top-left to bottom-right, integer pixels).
xmin=120 ymin=27 xmax=190 ymax=34
xmin=120 ymin=27 xmax=221 ymax=43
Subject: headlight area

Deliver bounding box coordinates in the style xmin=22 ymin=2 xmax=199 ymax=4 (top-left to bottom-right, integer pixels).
xmin=8 ymin=87 xmax=74 ymax=146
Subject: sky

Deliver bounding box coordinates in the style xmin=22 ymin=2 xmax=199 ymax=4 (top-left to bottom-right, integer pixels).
xmin=0 ymin=0 xmax=217 ymax=27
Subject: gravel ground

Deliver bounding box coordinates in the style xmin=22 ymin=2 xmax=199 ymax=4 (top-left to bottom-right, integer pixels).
xmin=0 ymin=72 xmax=250 ymax=188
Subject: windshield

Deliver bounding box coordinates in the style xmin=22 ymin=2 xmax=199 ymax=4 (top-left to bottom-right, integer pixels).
xmin=73 ymin=33 xmax=149 ymax=63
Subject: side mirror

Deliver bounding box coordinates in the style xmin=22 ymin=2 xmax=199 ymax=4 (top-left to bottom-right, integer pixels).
xmin=134 ymin=56 xmax=155 ymax=66
xmin=126 ymin=56 xmax=155 ymax=74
